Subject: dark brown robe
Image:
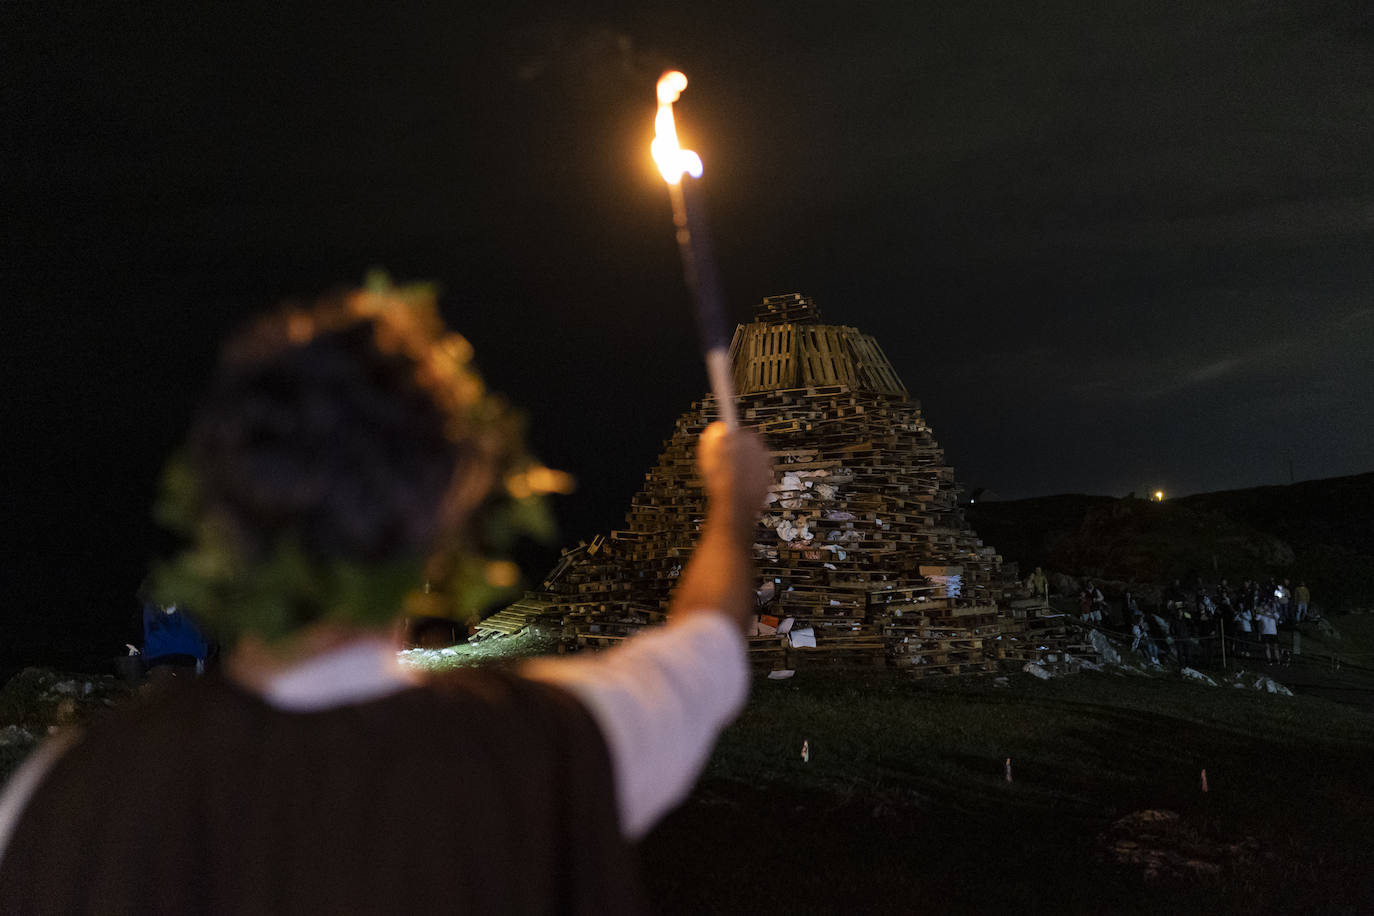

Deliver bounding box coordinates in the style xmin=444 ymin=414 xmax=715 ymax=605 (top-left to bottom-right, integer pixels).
xmin=0 ymin=670 xmax=643 ymax=915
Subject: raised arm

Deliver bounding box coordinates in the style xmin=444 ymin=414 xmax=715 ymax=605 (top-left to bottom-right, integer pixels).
xmin=669 ymin=421 xmax=773 ymax=631
xmin=520 ymin=421 xmax=772 ymax=838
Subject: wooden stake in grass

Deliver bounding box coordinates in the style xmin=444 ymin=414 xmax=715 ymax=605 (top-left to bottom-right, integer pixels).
xmin=1200 ymin=768 xmax=1209 ymax=793
xmin=1005 ymin=758 xmax=1013 ymax=783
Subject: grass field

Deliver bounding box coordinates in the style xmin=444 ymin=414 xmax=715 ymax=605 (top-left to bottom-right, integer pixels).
xmin=640 ymin=668 xmax=1374 ymax=915
xmin=5 ymin=623 xmax=1374 ymax=914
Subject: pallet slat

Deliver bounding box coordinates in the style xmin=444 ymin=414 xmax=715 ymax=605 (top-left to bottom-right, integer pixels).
xmin=495 ymin=294 xmax=1091 ymax=674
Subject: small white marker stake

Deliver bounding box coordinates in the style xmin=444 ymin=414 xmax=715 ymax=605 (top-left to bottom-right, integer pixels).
xmin=801 ymin=739 xmax=810 ymax=763
xmin=1005 ymin=758 xmax=1013 ymax=783
xmin=1201 ymin=769 xmax=1209 ymax=793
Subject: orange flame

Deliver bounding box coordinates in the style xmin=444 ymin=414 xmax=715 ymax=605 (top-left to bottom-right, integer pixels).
xmin=651 ymin=70 xmax=703 ymax=184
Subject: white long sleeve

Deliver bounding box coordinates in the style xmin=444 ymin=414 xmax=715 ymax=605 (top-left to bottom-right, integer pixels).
xmin=522 ymin=611 xmax=750 ymax=840
xmin=0 ymin=614 xmax=751 ymax=859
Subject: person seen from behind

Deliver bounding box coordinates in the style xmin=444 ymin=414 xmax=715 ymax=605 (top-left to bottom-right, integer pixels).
xmin=1294 ymin=581 xmax=1311 ymax=622
xmin=1131 ymin=616 xmax=1158 ymax=665
xmin=1257 ymin=600 xmax=1281 ymax=664
xmin=141 ymin=599 xmax=209 ymax=679
xmin=1234 ymin=601 xmax=1253 ymax=658
xmin=0 ymin=284 xmax=774 ymax=914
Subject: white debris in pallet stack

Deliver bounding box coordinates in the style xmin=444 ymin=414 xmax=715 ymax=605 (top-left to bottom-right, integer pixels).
xmin=498 ymin=294 xmax=1083 ymax=673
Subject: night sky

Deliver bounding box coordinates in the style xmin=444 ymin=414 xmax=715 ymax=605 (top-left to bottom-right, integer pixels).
xmin=5 ymin=1 xmax=1373 ymax=666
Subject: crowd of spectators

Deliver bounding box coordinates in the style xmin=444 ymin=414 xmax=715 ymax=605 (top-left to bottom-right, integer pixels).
xmin=1064 ymin=576 xmax=1315 ymax=669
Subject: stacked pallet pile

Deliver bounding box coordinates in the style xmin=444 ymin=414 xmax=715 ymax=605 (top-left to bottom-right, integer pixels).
xmin=506 ymin=294 xmax=1087 ymax=675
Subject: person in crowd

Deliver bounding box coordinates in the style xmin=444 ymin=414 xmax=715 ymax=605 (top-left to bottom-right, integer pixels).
xmin=1030 ymin=567 xmax=1048 ymax=602
xmin=0 ymin=286 xmax=777 ymax=913
xmin=141 ymin=600 xmax=209 ymax=678
xmin=1155 ymin=610 xmax=1175 ymax=666
xmin=1172 ymin=601 xmax=1194 ymax=667
xmin=1195 ymin=594 xmax=1217 ymax=666
xmin=1088 ymin=582 xmax=1107 ymax=625
xmin=1078 ymin=588 xmax=1093 ymax=622
xmin=1125 ymin=590 xmax=1141 ymax=620
xmin=1256 ymin=600 xmax=1281 ymax=664
xmin=1295 ymin=581 xmax=1312 ymax=621
xmin=1233 ymin=601 xmax=1254 ymax=658
xmin=1131 ymin=616 xmax=1158 ymax=665
xmin=1164 ymin=578 xmax=1186 ymax=609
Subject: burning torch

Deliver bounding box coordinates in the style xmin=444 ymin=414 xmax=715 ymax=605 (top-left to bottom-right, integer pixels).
xmin=650 ymin=70 xmax=738 ymax=430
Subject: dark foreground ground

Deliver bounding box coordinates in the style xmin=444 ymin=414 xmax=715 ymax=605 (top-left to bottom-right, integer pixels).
xmin=639 ymin=618 xmax=1374 ymax=915
xmin=5 ymin=621 xmax=1374 ymax=915
xmin=640 ymin=667 xmax=1374 ymax=915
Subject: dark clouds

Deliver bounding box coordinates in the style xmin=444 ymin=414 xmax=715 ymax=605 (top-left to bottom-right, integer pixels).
xmin=731 ymin=0 xmax=1374 ymax=498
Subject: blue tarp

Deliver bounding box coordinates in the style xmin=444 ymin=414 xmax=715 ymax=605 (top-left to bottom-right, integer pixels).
xmin=143 ymin=603 xmax=208 ymax=662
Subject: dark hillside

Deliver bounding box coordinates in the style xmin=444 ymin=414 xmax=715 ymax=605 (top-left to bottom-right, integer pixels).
xmin=965 ymin=493 xmax=1113 ymax=576
xmin=967 ymin=473 xmax=1374 ymax=610
xmin=1178 ymin=473 xmax=1374 ymax=556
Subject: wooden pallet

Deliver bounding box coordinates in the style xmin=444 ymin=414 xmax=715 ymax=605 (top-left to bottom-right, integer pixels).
xmin=471 ymin=594 xmax=556 ymax=639
xmin=496 ymin=294 xmax=1092 ymax=674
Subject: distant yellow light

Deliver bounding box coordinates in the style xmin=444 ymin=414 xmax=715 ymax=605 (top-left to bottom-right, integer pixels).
xmin=651 ymin=70 xmax=704 ymax=184
xmin=1153 ymin=490 xmax=1165 ymax=502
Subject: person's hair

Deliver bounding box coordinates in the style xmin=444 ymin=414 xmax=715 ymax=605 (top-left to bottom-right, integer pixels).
xmin=191 ymin=297 xmax=471 ymax=565
xmin=152 ymin=280 xmax=561 ymax=642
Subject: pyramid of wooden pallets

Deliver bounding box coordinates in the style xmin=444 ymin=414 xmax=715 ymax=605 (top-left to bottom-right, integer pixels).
xmin=493 ymin=294 xmax=1084 ymax=675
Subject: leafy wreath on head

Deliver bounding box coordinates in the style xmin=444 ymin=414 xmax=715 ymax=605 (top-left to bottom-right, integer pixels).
xmin=151 ymin=272 xmax=572 ymax=644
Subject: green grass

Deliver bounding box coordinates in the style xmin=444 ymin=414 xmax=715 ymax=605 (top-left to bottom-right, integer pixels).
xmin=640 ymin=670 xmax=1374 ymax=915
xmin=6 ymin=651 xmax=1371 ymax=913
